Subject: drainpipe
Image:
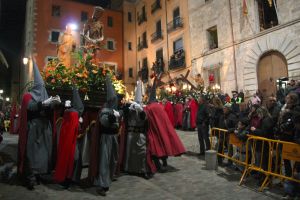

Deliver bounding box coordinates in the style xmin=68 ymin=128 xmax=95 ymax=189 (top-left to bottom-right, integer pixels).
xmin=228 ymin=0 xmax=238 ymax=91
xmin=164 ymin=0 xmax=170 ymax=70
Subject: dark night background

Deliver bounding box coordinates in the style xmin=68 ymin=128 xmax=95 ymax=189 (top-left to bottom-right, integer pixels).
xmin=0 ymin=0 xmax=113 ymax=98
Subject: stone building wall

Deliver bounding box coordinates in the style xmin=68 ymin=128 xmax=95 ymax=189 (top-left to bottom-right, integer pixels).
xmin=188 ymin=0 xmax=300 ymax=96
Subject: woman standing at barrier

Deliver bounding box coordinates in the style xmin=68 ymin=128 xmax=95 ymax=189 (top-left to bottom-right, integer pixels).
xmin=250 ymin=107 xmax=274 ymax=183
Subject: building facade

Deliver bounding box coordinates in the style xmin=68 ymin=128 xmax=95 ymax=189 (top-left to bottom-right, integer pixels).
xmin=22 ymin=0 xmax=123 ymax=94
xmin=188 ymin=0 xmax=300 ymax=99
xmin=123 ymin=0 xmax=192 ymax=92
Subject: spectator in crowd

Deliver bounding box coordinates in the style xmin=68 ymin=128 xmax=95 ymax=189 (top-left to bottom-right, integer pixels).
xmin=217 ymin=103 xmax=237 ymax=165
xmin=251 ymin=93 xmax=261 ymax=105
xmin=266 ymin=96 xmax=281 ymax=127
xmin=196 ymin=96 xmax=210 ymax=156
xmin=238 ymin=89 xmax=245 ymax=103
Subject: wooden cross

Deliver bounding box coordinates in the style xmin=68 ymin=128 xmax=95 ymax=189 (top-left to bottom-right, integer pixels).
xmin=179 ymin=70 xmax=197 ymax=90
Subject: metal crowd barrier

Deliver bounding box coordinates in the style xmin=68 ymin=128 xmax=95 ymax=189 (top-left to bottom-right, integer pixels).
xmin=239 ymin=135 xmax=300 ymax=191
xmin=210 ymin=128 xmax=300 ymax=192
xmin=210 ymin=128 xmax=247 ymax=167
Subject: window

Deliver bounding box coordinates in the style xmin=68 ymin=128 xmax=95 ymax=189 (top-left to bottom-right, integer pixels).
xmin=156 ymin=48 xmax=163 ymax=60
xmin=128 ymin=12 xmax=132 ymax=22
xmin=107 ymin=40 xmax=115 ymax=50
xmin=156 ymin=20 xmax=162 ymax=33
xmin=173 ymin=38 xmax=183 ymax=53
xmin=107 ymin=16 xmax=113 ymax=27
xmin=143 ymin=57 xmax=148 ymax=67
xmin=142 ymin=32 xmax=147 ymax=45
xmin=45 ymin=56 xmax=57 ymax=63
xmin=142 ymin=6 xmax=146 ymax=18
xmin=52 ymin=5 xmax=61 ymax=17
xmin=138 ymin=61 xmax=141 ymax=70
xmin=128 ymin=42 xmax=132 ymax=50
xmin=207 ymin=26 xmax=218 ymax=50
xmin=50 ymin=31 xmax=60 ymax=43
xmin=258 ymin=0 xmax=278 ymax=31
xmin=81 ymin=11 xmax=88 ymax=22
xmin=129 ymin=68 xmax=133 ymax=78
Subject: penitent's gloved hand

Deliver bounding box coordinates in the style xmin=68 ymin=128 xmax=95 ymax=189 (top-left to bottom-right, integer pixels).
xmin=42 ymin=96 xmax=53 ymax=106
xmin=113 ymin=109 xmax=120 ymax=118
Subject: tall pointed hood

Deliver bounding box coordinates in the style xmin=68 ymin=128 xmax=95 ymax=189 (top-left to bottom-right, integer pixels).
xmin=106 ymin=75 xmax=118 ymax=109
xmin=148 ymin=78 xmax=157 ymax=104
xmin=134 ymin=80 xmax=143 ymax=104
xmin=30 ymin=61 xmax=49 ymax=102
xmin=72 ymin=87 xmax=84 ymax=116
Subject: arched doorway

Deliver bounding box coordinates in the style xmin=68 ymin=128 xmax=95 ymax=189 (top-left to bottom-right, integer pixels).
xmin=257 ymin=51 xmax=288 ymax=101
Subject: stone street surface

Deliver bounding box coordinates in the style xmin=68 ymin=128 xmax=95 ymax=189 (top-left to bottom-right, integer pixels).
xmin=0 ymin=130 xmax=282 ymax=200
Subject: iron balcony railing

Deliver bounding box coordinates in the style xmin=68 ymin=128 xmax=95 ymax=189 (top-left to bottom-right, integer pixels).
xmin=151 ymin=30 xmax=163 ymax=43
xmin=151 ymin=0 xmax=161 ymax=14
xmin=169 ymin=49 xmax=185 ymax=70
xmin=167 ymin=17 xmax=183 ymax=33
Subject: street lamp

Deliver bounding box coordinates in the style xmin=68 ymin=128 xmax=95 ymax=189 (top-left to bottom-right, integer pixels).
xmin=0 ymin=90 xmax=3 ymax=94
xmin=5 ymin=97 xmax=10 ymax=102
xmin=23 ymin=57 xmax=29 ymax=65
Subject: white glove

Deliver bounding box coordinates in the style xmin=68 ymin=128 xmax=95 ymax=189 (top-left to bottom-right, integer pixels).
xmin=113 ymin=109 xmax=120 ymax=118
xmin=79 ymin=117 xmax=83 ymax=123
xmin=42 ymin=96 xmax=53 ymax=106
xmin=52 ymin=95 xmax=61 ymax=104
xmin=135 ymin=104 xmax=143 ymax=112
xmin=129 ymin=102 xmax=138 ymax=111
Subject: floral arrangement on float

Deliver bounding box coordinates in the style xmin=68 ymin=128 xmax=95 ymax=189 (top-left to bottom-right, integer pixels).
xmin=42 ymin=50 xmax=126 ymax=106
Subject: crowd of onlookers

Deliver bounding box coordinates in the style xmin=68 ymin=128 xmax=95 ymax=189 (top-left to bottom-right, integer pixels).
xmin=163 ymin=79 xmax=300 ymax=199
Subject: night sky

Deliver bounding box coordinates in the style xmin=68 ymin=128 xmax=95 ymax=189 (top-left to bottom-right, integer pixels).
xmin=0 ymin=0 xmax=112 ymax=97
xmin=0 ymin=0 xmax=26 ymax=97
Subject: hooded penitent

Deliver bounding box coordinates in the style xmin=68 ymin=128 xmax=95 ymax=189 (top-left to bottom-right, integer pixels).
xmin=72 ymin=87 xmax=84 ymax=116
xmin=134 ymin=80 xmax=143 ymax=104
xmin=106 ymin=75 xmax=118 ymax=109
xmin=148 ymin=77 xmax=157 ymax=104
xmin=54 ymin=88 xmax=82 ymax=183
xmin=30 ymin=61 xmax=49 ymax=102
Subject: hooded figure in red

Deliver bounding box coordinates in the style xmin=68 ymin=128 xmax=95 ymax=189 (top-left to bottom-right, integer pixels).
xmin=174 ymin=99 xmax=184 ymax=128
xmin=162 ymin=98 xmax=175 ymax=127
xmin=145 ymin=76 xmax=186 ymax=172
xmin=18 ymin=61 xmax=60 ymax=190
xmin=54 ymin=88 xmax=84 ymax=187
xmin=188 ymin=96 xmax=198 ymax=130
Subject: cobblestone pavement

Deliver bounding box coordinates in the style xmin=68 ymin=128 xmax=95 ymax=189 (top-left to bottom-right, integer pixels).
xmin=0 ymin=131 xmax=282 ymax=200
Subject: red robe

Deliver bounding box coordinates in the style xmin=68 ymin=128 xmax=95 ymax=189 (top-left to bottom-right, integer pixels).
xmin=189 ymin=99 xmax=198 ymax=129
xmin=17 ymin=93 xmax=32 ymax=174
xmin=174 ymin=103 xmax=183 ymax=127
xmin=144 ymin=103 xmax=186 ymax=170
xmin=164 ymin=101 xmax=175 ymax=127
xmin=54 ymin=110 xmax=79 ymax=182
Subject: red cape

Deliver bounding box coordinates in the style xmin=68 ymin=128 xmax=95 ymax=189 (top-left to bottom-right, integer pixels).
xmin=164 ymin=101 xmax=175 ymax=127
xmin=54 ymin=110 xmax=79 ymax=182
xmin=17 ymin=93 xmax=32 ymax=174
xmin=189 ymin=99 xmax=198 ymax=129
xmin=144 ymin=103 xmax=186 ymax=158
xmin=174 ymin=103 xmax=183 ymax=127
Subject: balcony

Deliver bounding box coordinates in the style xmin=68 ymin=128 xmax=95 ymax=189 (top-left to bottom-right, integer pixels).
xmin=138 ymin=41 xmax=148 ymax=51
xmin=152 ymin=57 xmax=164 ymax=74
xmin=151 ymin=30 xmax=163 ymax=43
xmin=169 ymin=49 xmax=185 ymax=70
xmin=138 ymin=13 xmax=147 ymax=25
xmin=151 ymin=0 xmax=161 ymax=14
xmin=167 ymin=17 xmax=183 ymax=33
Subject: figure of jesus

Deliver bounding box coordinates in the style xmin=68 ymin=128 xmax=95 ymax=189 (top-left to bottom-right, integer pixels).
xmin=82 ymin=7 xmax=104 ymax=47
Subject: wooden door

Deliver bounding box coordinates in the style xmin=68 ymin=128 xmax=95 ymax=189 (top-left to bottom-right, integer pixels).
xmin=257 ymin=51 xmax=287 ymax=101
